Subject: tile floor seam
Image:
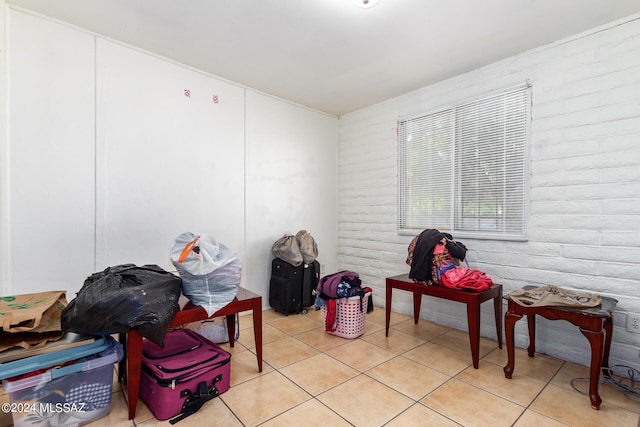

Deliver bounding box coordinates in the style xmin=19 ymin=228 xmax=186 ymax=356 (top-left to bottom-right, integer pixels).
xmin=363 ymin=334 xmax=427 ymax=353
xmin=509 ymin=360 xmax=567 ymax=427
xmin=311 ymin=396 xmax=354 ymax=427
xmin=410 ymin=379 xmax=467 ymax=426
xmin=452 ymin=371 xmax=529 ymax=410
xmin=361 ymin=365 xmax=436 ymax=403
xmin=220 ymin=397 xmax=247 ymax=427
xmin=413 ymin=400 xmax=466 ymax=427
xmin=390 ymin=328 xmax=466 ymax=354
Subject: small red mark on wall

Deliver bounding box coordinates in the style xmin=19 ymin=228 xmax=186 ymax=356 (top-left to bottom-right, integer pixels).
xmin=212 ymin=95 xmax=219 ymax=104
xmin=184 ymin=89 xmax=191 ymax=98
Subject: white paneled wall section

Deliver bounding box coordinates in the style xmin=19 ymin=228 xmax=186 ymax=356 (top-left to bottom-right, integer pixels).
xmin=6 ymin=11 xmax=96 ymax=295
xmin=1 ymin=7 xmax=338 ymax=302
xmin=337 ymin=15 xmax=640 ymax=371
xmin=245 ymin=90 xmax=338 ymax=296
xmin=96 ymin=39 xmax=245 ymax=269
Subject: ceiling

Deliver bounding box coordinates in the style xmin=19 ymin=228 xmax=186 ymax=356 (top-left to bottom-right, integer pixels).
xmin=7 ymin=0 xmax=640 ymax=116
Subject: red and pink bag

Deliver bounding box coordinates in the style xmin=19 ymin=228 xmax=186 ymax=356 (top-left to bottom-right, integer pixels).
xmin=440 ymin=266 xmax=494 ymax=291
xmin=139 ymin=329 xmax=231 ymax=423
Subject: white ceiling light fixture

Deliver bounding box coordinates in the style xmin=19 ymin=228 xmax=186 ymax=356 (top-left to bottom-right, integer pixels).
xmin=353 ymin=0 xmax=380 ymax=9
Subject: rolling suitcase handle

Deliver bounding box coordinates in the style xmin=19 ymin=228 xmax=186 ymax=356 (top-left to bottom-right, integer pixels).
xmin=169 ymin=373 xmax=222 ymax=424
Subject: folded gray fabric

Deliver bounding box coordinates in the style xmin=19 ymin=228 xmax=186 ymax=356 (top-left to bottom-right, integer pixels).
xmin=509 ymin=285 xmax=602 ymax=308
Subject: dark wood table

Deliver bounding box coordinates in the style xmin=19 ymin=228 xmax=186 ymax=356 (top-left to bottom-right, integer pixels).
xmin=503 ymin=286 xmax=617 ymax=410
xmin=386 ymin=273 xmax=502 ymax=369
xmin=123 ymin=286 xmax=262 ymax=420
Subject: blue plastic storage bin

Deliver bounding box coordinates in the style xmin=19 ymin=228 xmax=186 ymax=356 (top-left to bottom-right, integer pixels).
xmin=0 ymin=334 xmax=111 ymax=381
xmin=2 ymin=336 xmax=122 ymax=427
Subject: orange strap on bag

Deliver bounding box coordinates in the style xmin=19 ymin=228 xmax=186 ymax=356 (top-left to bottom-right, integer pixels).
xmin=178 ymin=237 xmax=199 ymax=263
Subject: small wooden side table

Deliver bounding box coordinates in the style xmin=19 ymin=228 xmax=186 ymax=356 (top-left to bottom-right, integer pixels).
xmin=123 ymin=286 xmax=262 ymax=420
xmin=503 ymin=286 xmax=617 ymax=410
xmin=386 ymin=273 xmax=502 ymax=369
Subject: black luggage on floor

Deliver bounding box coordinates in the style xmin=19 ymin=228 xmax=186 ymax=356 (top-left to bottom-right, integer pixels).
xmin=302 ymin=261 xmax=320 ymax=309
xmin=269 ymin=258 xmax=319 ymax=315
xmin=269 ymin=258 xmax=304 ymax=315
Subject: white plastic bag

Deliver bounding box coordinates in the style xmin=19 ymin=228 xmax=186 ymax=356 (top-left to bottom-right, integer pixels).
xmin=182 ymin=314 xmax=239 ymax=344
xmin=169 ymin=232 xmax=240 ymax=316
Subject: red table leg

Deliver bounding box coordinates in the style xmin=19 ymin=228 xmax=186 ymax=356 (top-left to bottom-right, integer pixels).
xmin=252 ymin=297 xmax=263 ymax=372
xmin=126 ymin=330 xmax=143 ymax=420
xmin=226 ymin=314 xmax=236 ymax=347
xmin=602 ymin=317 xmax=613 ymax=378
xmin=466 ymin=298 xmax=481 ymax=369
xmin=413 ymin=292 xmax=422 ymax=324
xmin=580 ymin=327 xmax=605 ymax=409
xmin=503 ymin=310 xmax=522 ymax=379
xmin=385 ymin=285 xmax=392 ymax=336
xmin=493 ymin=293 xmax=503 ymax=348
xmin=526 ymin=314 xmax=536 ymax=357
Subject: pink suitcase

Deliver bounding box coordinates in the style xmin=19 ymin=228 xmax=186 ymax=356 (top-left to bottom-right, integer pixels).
xmin=139 ymin=329 xmax=231 ymax=422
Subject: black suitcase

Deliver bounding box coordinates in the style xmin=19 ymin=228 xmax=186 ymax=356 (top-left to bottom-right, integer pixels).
xmin=301 ymin=261 xmax=320 ymax=310
xmin=269 ymin=258 xmax=304 ymax=315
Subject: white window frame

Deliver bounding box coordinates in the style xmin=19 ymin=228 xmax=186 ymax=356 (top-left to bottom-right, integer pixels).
xmin=397 ymin=84 xmax=531 ymax=240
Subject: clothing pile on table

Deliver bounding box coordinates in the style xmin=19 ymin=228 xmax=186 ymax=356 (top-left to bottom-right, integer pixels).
xmin=406 ymin=228 xmax=494 ymax=291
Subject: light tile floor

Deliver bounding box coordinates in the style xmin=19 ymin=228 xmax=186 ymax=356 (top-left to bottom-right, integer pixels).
xmin=1 ymin=307 xmax=639 ymax=426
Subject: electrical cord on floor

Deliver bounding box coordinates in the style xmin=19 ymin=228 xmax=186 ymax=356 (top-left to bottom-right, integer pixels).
xmin=571 ymin=365 xmax=640 ymax=405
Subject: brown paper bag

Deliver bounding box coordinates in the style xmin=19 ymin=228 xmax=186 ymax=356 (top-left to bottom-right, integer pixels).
xmin=0 ymin=291 xmax=67 ymax=333
xmin=0 ymin=330 xmax=65 ymax=353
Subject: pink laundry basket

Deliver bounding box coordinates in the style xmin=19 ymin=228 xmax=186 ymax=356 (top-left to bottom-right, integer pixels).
xmin=322 ymin=292 xmax=371 ymax=339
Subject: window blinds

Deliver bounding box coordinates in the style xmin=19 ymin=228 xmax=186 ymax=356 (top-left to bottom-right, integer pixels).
xmin=398 ymin=109 xmax=454 ymax=231
xmin=398 ymin=85 xmax=530 ymax=237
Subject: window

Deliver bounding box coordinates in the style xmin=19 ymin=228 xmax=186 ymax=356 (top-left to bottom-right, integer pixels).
xmin=398 ymin=85 xmax=530 ymax=239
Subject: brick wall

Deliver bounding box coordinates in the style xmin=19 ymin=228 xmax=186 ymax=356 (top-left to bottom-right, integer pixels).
xmin=337 ymin=15 xmax=640 ymax=369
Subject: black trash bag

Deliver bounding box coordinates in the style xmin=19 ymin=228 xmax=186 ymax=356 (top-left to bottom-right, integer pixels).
xmin=61 ymin=264 xmax=181 ymax=345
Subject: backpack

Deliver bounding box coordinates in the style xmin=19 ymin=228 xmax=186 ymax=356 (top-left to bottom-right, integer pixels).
xmin=406 ymin=229 xmax=467 ymax=285
xmin=432 ymin=239 xmax=459 ymax=285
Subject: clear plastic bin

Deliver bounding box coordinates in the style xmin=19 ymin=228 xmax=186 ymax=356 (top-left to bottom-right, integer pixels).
xmin=0 ymin=335 xmax=111 ymax=381
xmin=2 ymin=337 xmax=122 ymax=427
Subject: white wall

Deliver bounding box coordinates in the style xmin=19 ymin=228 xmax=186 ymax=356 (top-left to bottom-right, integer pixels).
xmin=5 ymin=10 xmax=96 ymax=295
xmin=338 ymin=15 xmax=640 ymax=370
xmin=245 ymin=91 xmax=338 ymax=293
xmin=95 ymin=39 xmax=245 ymax=270
xmin=1 ymin=7 xmax=338 ymax=305
xmin=0 ymin=2 xmax=7 ymax=298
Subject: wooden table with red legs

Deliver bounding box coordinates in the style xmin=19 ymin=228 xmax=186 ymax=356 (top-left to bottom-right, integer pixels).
xmin=386 ymin=273 xmax=502 ymax=369
xmin=122 ymin=287 xmax=263 ymax=420
xmin=503 ymin=286 xmax=617 ymax=410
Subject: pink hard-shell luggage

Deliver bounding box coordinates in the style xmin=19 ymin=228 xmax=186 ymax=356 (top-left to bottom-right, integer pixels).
xmin=139 ymin=329 xmax=231 ymax=423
